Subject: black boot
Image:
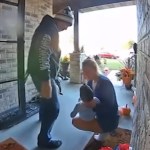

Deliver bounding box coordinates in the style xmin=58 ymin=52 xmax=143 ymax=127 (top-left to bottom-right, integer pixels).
xmin=38 ymin=140 xmax=62 ymax=149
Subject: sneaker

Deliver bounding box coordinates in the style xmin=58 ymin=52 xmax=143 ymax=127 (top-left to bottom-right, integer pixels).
xmin=38 ymin=140 xmax=62 ymax=149
xmin=94 ymin=134 xmax=102 ymax=141
xmin=94 ymin=133 xmax=109 ymax=141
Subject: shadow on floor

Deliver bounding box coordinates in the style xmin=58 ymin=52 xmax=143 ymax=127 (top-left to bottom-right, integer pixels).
xmin=107 ymin=70 xmax=134 ymax=130
xmin=0 ymin=71 xmax=134 ymax=150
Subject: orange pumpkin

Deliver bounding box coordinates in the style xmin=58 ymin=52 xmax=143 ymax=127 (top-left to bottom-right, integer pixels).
xmin=121 ymin=104 xmax=131 ymax=116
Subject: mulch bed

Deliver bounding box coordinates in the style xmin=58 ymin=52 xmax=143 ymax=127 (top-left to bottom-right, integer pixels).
xmin=84 ymin=128 xmax=131 ymax=150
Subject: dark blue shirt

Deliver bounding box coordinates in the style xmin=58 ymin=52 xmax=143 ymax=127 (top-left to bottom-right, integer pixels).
xmin=88 ymin=75 xmax=119 ymax=132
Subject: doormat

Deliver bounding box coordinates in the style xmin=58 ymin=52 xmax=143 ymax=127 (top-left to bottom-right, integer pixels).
xmin=0 ymin=96 xmax=40 ymax=130
xmin=0 ymin=138 xmax=27 ymax=150
xmin=0 ymin=102 xmax=39 ymax=130
xmin=84 ymin=128 xmax=131 ymax=150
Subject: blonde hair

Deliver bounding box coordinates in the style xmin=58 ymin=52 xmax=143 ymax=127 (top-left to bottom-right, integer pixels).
xmin=82 ymin=58 xmax=100 ymax=73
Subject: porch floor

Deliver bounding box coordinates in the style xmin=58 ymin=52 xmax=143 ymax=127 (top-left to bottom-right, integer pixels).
xmin=0 ymin=71 xmax=134 ymax=150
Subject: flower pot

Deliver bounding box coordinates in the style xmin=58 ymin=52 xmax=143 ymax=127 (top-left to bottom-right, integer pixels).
xmin=120 ymin=68 xmax=135 ymax=90
xmin=61 ymin=62 xmax=69 ymax=80
xmin=122 ymin=73 xmax=132 ymax=90
xmin=122 ymin=76 xmax=132 ymax=85
xmin=61 ymin=62 xmax=69 ymax=71
xmin=125 ymin=84 xmax=132 ymax=90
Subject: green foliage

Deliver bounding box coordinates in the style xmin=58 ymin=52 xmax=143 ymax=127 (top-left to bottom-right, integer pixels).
xmin=122 ymin=40 xmax=135 ymax=50
xmin=98 ymin=58 xmax=124 ymax=70
xmin=60 ymin=55 xmax=70 ymax=63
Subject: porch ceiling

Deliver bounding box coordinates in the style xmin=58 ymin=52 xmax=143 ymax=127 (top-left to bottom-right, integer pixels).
xmin=80 ymin=1 xmax=136 ymax=13
xmin=53 ymin=0 xmax=135 ymax=14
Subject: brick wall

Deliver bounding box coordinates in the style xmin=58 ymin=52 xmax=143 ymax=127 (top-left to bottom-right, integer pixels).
xmin=0 ymin=0 xmax=53 ymax=113
xmin=131 ymin=0 xmax=150 ymax=149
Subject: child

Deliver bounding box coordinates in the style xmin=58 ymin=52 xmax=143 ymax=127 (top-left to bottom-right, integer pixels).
xmin=70 ymin=84 xmax=99 ymax=121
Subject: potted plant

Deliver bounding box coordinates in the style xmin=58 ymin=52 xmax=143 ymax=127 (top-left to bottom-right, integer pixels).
xmin=120 ymin=68 xmax=135 ymax=89
xmin=116 ymin=58 xmax=135 ymax=89
xmin=60 ymin=55 xmax=70 ymax=80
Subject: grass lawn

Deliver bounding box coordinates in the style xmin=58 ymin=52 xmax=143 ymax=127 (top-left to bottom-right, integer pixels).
xmin=99 ymin=58 xmax=125 ymax=70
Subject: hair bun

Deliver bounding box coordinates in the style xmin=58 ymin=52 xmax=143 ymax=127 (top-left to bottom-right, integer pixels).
xmin=80 ymin=84 xmax=93 ymax=102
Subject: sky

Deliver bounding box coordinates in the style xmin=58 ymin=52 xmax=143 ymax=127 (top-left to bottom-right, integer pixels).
xmin=59 ymin=5 xmax=137 ymax=56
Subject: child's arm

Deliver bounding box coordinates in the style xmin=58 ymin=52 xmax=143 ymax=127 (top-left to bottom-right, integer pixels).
xmin=70 ymin=103 xmax=80 ymax=118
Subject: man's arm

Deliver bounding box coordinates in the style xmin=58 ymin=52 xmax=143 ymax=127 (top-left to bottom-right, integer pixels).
xmin=39 ymin=34 xmax=53 ymax=98
xmin=70 ymin=103 xmax=80 ymax=118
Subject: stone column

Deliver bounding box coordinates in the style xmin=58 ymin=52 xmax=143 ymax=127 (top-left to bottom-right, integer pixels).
xmin=73 ymin=10 xmax=80 ymax=53
xmin=69 ymin=10 xmax=87 ymax=83
xmin=70 ymin=52 xmax=87 ymax=83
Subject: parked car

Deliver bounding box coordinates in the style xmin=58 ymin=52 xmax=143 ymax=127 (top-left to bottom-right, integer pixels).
xmin=98 ymin=52 xmax=119 ymax=59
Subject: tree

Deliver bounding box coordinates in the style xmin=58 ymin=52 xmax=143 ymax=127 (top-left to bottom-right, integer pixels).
xmin=122 ymin=40 xmax=135 ymax=50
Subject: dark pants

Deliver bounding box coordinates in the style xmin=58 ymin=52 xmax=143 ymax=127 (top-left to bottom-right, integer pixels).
xmin=31 ymin=75 xmax=60 ymax=144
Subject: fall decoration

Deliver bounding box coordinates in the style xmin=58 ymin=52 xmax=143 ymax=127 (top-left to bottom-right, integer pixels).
xmin=60 ymin=55 xmax=70 ymax=80
xmin=120 ymin=68 xmax=135 ymax=89
xmin=60 ymin=55 xmax=70 ymax=63
xmin=121 ymin=104 xmax=131 ymax=116
xmin=99 ymin=147 xmax=113 ymax=150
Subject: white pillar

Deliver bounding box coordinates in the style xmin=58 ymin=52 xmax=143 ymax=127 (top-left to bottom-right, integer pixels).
xmin=70 ymin=52 xmax=86 ymax=83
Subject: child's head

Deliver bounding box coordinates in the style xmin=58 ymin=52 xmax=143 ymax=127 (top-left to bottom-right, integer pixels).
xmin=80 ymin=84 xmax=93 ymax=102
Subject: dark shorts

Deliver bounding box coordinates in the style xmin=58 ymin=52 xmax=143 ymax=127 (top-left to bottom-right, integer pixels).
xmin=98 ymin=114 xmax=119 ymax=132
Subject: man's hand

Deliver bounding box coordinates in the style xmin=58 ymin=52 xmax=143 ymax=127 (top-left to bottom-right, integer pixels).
xmin=40 ymin=80 xmax=52 ymax=98
xmin=84 ymin=99 xmax=97 ymax=108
